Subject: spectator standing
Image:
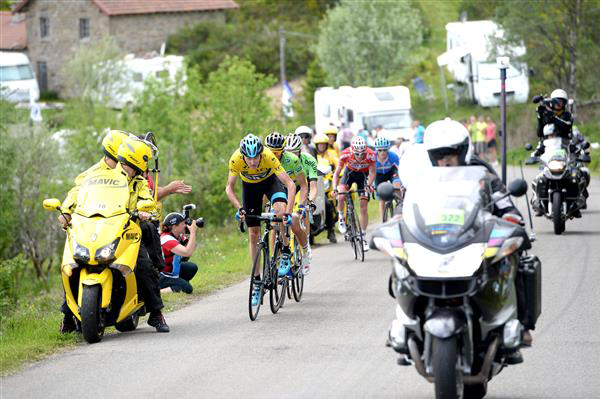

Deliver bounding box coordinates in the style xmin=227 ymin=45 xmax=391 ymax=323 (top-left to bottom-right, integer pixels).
xmin=412 ymin=120 xmax=425 ymax=144
xmin=485 ymin=116 xmax=498 ymax=165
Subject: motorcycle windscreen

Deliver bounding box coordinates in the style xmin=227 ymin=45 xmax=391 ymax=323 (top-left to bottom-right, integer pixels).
xmin=74 ymin=168 xmax=130 ymax=218
xmin=403 ymin=166 xmax=489 ymax=250
xmin=541 ymin=138 xmax=568 ymax=163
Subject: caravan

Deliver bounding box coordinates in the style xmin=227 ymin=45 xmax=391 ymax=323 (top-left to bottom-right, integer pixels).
xmin=314 ymin=85 xmax=412 ymax=141
xmin=0 ymin=51 xmax=40 ymax=103
xmin=438 ymin=20 xmax=529 ymax=107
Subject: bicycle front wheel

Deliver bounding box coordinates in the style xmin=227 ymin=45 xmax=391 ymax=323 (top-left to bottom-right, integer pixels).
xmin=249 ymin=243 xmax=267 ymax=321
xmin=269 ymin=242 xmax=287 ymax=314
xmin=353 ymin=205 xmax=365 ymax=262
xmin=291 ymin=236 xmax=304 ymax=302
xmin=383 ymin=201 xmax=393 ymax=223
xmin=347 ymin=205 xmax=359 ymax=260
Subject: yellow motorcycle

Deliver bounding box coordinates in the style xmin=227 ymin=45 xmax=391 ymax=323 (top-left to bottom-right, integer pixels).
xmin=43 ymin=166 xmax=154 ymax=343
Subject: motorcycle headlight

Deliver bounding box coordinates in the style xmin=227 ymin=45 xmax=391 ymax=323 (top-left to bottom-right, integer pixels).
xmin=393 ymin=258 xmax=410 ymax=280
xmin=94 ymin=238 xmax=120 ymax=263
xmin=548 ymin=160 xmax=566 ymax=173
xmin=73 ymin=242 xmax=90 ymax=262
xmin=491 ymin=237 xmax=523 ymax=264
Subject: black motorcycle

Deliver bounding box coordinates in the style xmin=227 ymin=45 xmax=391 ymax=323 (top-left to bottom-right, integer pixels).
xmin=372 ymin=166 xmax=541 ymax=399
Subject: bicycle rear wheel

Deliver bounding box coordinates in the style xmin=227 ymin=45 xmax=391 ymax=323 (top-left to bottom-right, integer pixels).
xmin=291 ymin=236 xmax=304 ymax=302
xmin=249 ymin=243 xmax=267 ymax=321
xmin=353 ymin=205 xmax=365 ymax=262
xmin=269 ymin=241 xmax=287 ymax=314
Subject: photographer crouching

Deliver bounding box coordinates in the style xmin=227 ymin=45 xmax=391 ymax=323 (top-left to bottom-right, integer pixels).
xmin=160 ymin=207 xmax=204 ymax=294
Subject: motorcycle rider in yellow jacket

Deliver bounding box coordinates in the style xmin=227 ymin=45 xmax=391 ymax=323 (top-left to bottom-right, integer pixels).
xmin=59 ymin=133 xmax=170 ymax=333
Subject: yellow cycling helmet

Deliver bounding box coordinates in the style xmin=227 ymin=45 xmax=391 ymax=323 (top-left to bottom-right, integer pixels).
xmin=314 ymin=133 xmax=329 ymax=145
xmin=117 ymin=137 xmax=153 ymax=174
xmin=324 ymin=126 xmax=338 ymax=136
xmin=102 ymin=130 xmax=129 ymax=161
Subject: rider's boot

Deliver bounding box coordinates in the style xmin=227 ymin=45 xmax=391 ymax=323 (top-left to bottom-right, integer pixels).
xmin=327 ymin=228 xmax=337 ymax=243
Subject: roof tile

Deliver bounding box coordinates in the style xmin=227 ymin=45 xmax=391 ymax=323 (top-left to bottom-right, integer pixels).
xmin=0 ymin=11 xmax=26 ymax=50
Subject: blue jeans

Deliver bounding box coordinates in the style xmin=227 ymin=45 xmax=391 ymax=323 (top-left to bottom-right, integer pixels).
xmin=159 ymin=261 xmax=198 ymax=294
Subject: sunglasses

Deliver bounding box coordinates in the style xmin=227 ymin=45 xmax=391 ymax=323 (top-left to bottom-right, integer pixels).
xmin=377 ymin=149 xmax=388 ymax=153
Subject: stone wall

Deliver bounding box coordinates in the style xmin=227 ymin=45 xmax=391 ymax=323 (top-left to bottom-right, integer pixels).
xmin=109 ymin=11 xmax=224 ymax=55
xmin=25 ymin=0 xmax=109 ymax=93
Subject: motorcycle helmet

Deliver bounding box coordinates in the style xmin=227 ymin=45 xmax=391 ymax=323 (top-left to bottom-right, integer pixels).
xmin=294 ymin=125 xmax=313 ymax=138
xmin=102 ymin=130 xmax=129 ymax=161
xmin=240 ymin=134 xmax=263 ymax=158
xmin=117 ymin=136 xmax=153 ymax=174
xmin=424 ymin=118 xmax=473 ymax=166
xmin=324 ymin=126 xmax=338 ymax=137
xmin=264 ymin=132 xmax=286 ymax=151
xmin=550 ymin=88 xmax=568 ymax=111
xmin=313 ymin=133 xmax=329 ymax=145
xmin=351 ymin=136 xmax=367 ymax=154
xmin=285 ymin=133 xmax=303 ymax=152
xmin=543 ymin=124 xmax=557 ymax=137
xmin=374 ymin=137 xmax=391 ymax=150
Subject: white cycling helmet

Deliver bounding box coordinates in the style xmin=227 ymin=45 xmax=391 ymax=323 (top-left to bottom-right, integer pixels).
xmin=351 ymin=136 xmax=367 ymax=154
xmin=294 ymin=125 xmax=313 ymax=137
xmin=423 ymin=118 xmax=473 ymax=166
xmin=285 ymin=133 xmax=303 ymax=152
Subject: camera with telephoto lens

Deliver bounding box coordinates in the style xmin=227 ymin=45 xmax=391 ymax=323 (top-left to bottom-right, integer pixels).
xmin=182 ymin=204 xmax=204 ymax=228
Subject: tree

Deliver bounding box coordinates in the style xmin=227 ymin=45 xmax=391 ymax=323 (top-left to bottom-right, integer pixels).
xmin=495 ymin=0 xmax=600 ymax=111
xmin=316 ymin=1 xmax=424 ymax=86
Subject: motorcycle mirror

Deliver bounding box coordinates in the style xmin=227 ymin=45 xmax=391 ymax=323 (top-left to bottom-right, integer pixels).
xmin=137 ymin=200 xmax=155 ymax=212
xmin=376 ymin=181 xmax=395 ymax=201
xmin=583 ymin=142 xmax=590 ymax=150
xmin=532 ymin=95 xmax=543 ymax=104
xmin=579 ymin=154 xmax=591 ymax=163
xmin=524 ymin=143 xmax=533 ymax=151
xmin=43 ymin=198 xmax=62 ymax=211
xmin=508 ymin=179 xmax=528 ymax=197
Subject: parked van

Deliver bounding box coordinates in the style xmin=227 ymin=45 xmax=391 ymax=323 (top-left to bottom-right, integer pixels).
xmin=0 ymin=51 xmax=40 ymax=103
xmin=314 ymin=85 xmax=412 ymax=141
xmin=438 ymin=20 xmax=529 ymax=107
xmin=104 ymin=54 xmax=185 ymax=109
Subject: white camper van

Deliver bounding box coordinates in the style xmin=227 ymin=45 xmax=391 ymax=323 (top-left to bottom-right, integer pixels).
xmin=106 ymin=54 xmax=185 ymax=109
xmin=438 ymin=20 xmax=529 ymax=107
xmin=314 ymin=85 xmax=412 ymax=141
xmin=0 ymin=51 xmax=40 ymax=103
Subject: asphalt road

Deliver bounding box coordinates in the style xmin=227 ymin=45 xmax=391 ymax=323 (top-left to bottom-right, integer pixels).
xmin=2 ymin=167 xmax=599 ymax=399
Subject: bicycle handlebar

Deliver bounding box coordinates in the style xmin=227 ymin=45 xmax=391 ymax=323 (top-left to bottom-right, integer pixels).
xmin=239 ymin=213 xmax=284 ymax=233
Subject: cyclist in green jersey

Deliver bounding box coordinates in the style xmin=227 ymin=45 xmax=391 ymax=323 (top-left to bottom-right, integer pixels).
xmin=285 ymin=133 xmax=319 ymax=235
xmin=265 ymin=132 xmax=312 ymax=274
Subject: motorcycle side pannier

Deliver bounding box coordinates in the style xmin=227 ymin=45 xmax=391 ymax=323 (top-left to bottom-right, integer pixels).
xmin=516 ymin=255 xmax=542 ymax=330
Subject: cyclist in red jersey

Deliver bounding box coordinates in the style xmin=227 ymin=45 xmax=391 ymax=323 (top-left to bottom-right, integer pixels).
xmin=332 ymin=136 xmax=376 ymax=251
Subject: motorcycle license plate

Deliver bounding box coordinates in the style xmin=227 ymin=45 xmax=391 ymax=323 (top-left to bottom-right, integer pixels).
xmin=427 ymin=209 xmax=465 ymax=226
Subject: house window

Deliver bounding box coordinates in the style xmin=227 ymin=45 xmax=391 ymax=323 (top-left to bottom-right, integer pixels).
xmin=79 ymin=18 xmax=90 ymax=39
xmin=37 ymin=61 xmax=48 ymax=92
xmin=40 ymin=17 xmax=49 ymax=38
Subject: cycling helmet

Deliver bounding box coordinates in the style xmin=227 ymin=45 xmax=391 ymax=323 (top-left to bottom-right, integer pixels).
xmin=351 ymin=136 xmax=367 ymax=154
xmin=324 ymin=126 xmax=338 ymax=136
xmin=543 ymin=124 xmax=556 ymax=137
xmin=117 ymin=136 xmax=153 ymax=174
xmin=550 ymin=88 xmax=568 ymax=110
xmin=423 ymin=118 xmax=473 ymax=166
xmin=294 ymin=125 xmax=313 ymax=137
xmin=285 ymin=133 xmax=303 ymax=152
xmin=102 ymin=130 xmax=129 ymax=161
xmin=313 ymin=133 xmax=329 ymax=145
xmin=264 ymin=132 xmax=286 ymax=151
xmin=240 ymin=134 xmax=263 ymax=158
xmin=374 ymin=137 xmax=391 ymax=150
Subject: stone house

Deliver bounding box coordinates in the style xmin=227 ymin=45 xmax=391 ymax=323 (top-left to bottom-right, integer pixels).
xmin=13 ymin=0 xmax=238 ymax=94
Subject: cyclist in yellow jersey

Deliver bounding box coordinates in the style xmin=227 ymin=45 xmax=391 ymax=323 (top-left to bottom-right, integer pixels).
xmin=226 ymin=134 xmax=296 ymax=305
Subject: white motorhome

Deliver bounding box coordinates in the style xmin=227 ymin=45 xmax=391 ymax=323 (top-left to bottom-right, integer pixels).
xmin=0 ymin=51 xmax=40 ymax=103
xmin=438 ymin=20 xmax=529 ymax=107
xmin=105 ymin=54 xmax=185 ymax=109
xmin=314 ymin=85 xmax=412 ymax=141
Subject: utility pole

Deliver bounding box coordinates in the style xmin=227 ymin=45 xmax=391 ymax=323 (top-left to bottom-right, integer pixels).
xmin=497 ymin=56 xmax=509 ymax=185
xmin=279 ymin=27 xmax=287 ymax=122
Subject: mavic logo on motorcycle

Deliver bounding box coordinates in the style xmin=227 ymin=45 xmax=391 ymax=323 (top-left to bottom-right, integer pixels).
xmin=86 ymin=178 xmax=127 ymax=187
xmin=122 ymin=231 xmax=140 ymax=242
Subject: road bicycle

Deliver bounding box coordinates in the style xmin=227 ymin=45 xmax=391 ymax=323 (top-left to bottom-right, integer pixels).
xmin=240 ymin=212 xmax=289 ymax=321
xmin=382 ymin=186 xmax=404 ymax=222
xmin=339 ymin=189 xmax=367 ymax=262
